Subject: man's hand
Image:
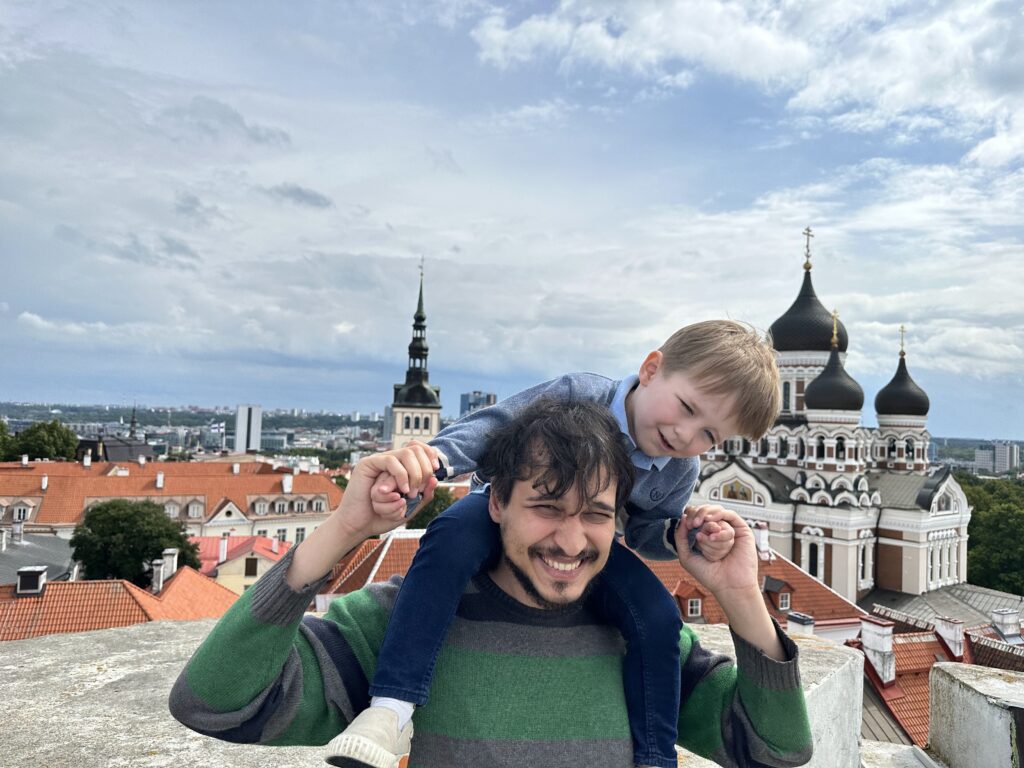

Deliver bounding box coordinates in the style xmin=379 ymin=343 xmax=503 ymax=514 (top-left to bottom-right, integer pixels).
xmin=675 ymin=505 xmax=786 ymax=661
xmin=285 ymin=443 xmax=439 ymax=590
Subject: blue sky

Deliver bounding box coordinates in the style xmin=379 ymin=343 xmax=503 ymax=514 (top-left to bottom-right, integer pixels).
xmin=1 ymin=1 xmax=1022 ymax=438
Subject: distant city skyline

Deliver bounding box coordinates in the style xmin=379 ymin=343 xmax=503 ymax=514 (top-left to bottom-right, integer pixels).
xmin=2 ymin=2 xmax=1022 ymax=440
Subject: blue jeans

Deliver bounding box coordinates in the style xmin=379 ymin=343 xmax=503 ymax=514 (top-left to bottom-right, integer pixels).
xmin=369 ymin=491 xmax=682 ymax=768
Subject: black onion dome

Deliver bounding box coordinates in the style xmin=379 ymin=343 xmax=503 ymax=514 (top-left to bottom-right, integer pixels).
xmin=769 ymin=270 xmax=849 ymax=352
xmin=804 ymin=346 xmax=864 ymax=411
xmin=875 ymin=354 xmax=929 ymax=416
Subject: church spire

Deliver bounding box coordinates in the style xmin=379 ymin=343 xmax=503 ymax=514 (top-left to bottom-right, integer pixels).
xmin=393 ymin=260 xmax=441 ymax=408
xmin=129 ymin=404 xmax=138 ymax=440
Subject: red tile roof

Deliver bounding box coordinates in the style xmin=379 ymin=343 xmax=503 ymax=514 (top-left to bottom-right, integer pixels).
xmin=0 ymin=459 xmax=342 ymax=528
xmin=191 ymin=535 xmax=292 ymax=576
xmin=0 ymin=566 xmax=236 ymax=641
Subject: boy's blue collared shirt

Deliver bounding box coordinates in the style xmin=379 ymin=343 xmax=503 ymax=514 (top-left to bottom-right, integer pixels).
xmin=608 ymin=375 xmax=673 ymax=472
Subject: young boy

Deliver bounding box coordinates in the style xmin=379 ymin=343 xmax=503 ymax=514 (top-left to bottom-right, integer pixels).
xmin=326 ymin=319 xmax=781 ymax=768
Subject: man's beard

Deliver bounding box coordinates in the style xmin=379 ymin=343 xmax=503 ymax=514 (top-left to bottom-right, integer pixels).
xmin=502 ymin=546 xmax=600 ymax=611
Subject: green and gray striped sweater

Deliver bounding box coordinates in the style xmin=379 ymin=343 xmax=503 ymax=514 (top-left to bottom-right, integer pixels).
xmin=170 ymin=551 xmax=812 ymax=767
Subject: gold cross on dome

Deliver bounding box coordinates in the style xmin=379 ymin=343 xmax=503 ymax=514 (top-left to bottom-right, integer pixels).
xmin=803 ymin=226 xmax=814 ymax=270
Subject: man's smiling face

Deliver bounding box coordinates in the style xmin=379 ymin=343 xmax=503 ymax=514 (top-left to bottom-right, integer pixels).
xmin=488 ymin=471 xmax=618 ymax=609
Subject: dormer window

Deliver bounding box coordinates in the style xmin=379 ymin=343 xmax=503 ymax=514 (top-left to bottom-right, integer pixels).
xmin=13 ymin=505 xmax=29 ymax=521
xmin=687 ymin=598 xmax=702 ymax=618
xmin=779 ymin=593 xmax=791 ymax=611
xmin=275 ymin=500 xmax=288 ymax=514
xmin=255 ymin=501 xmax=269 ymax=516
xmin=187 ymin=502 xmax=203 ymax=518
xmin=312 ymin=499 xmax=325 ymax=512
xmin=165 ymin=503 xmax=179 ymax=519
xmin=294 ymin=500 xmax=306 ymax=513
xmin=16 ymin=566 xmax=47 ymax=595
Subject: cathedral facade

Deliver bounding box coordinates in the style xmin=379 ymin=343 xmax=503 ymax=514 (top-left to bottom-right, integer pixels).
xmin=690 ymin=233 xmax=971 ymax=603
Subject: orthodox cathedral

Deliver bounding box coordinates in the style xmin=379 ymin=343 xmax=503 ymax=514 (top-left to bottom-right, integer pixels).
xmin=691 ymin=229 xmax=971 ymax=604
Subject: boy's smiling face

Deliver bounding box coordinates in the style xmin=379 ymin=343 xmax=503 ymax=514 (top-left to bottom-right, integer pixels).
xmin=625 ymin=351 xmax=742 ymax=459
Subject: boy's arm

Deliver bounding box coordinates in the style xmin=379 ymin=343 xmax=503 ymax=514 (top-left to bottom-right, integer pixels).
xmin=430 ymin=374 xmax=612 ymax=476
xmin=622 ymin=458 xmax=698 ymax=560
xmin=676 ymin=622 xmax=812 ymax=768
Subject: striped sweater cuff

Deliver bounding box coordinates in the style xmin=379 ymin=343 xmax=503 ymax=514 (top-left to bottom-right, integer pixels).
xmin=730 ymin=618 xmax=802 ymax=690
xmin=249 ymin=545 xmax=331 ymax=626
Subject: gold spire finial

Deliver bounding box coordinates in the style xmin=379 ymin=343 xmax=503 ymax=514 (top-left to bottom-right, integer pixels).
xmin=899 ymin=324 xmax=906 ymax=357
xmin=803 ymin=226 xmax=814 ymax=270
xmin=831 ymin=309 xmax=839 ymax=347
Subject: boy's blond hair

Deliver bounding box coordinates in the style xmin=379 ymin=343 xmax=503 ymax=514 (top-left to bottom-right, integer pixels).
xmin=659 ymin=320 xmax=780 ymax=440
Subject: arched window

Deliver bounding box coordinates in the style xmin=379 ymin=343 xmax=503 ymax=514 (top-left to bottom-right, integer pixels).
xmin=404 ymin=416 xmax=411 ymax=430
xmin=779 ymin=436 xmax=789 ymax=459
xmin=816 ymin=436 xmax=826 ymax=460
xmin=760 ymin=438 xmax=769 ymax=456
xmin=782 ymin=382 xmax=791 ymax=411
xmin=836 ymin=437 xmax=846 ymax=461
xmin=887 ymin=438 xmax=897 ymax=459
xmin=423 ymin=415 xmax=430 ymax=432
xmin=414 ymin=416 xmax=421 ymax=430
xmin=808 ymin=543 xmax=820 ymax=578
xmin=905 ymin=439 xmax=914 ymax=461
xmin=797 ymin=438 xmax=806 ymax=460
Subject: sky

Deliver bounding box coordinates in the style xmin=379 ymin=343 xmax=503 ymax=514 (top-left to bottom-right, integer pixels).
xmin=1 ymin=1 xmax=1022 ymax=439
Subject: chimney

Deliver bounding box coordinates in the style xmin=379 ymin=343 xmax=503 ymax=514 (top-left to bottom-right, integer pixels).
xmin=282 ymin=474 xmax=293 ymax=493
xmin=156 ymin=471 xmax=165 ymax=489
xmin=991 ymin=608 xmax=1023 ymax=641
xmin=16 ymin=565 xmax=47 ymax=596
xmin=218 ymin=536 xmax=228 ymax=564
xmin=232 ymin=462 xmax=240 ymax=475
xmin=1 ymin=529 xmax=6 ymax=552
xmin=162 ymin=547 xmax=179 ymax=579
xmin=271 ymin=536 xmax=279 ymax=554
xmin=293 ymin=467 xmax=300 ymax=476
xmin=860 ymin=616 xmax=896 ymax=685
xmin=41 ymin=474 xmax=48 ymax=491
xmin=787 ymin=612 xmax=815 ymax=637
xmin=12 ymin=521 xmax=24 ymax=544
xmin=21 ymin=454 xmax=28 ymax=467
xmin=752 ymin=521 xmax=773 ymax=561
xmin=83 ymin=450 xmax=92 ymax=468
xmin=138 ymin=455 xmax=146 ymax=466
xmin=934 ymin=616 xmax=965 ymax=659
xmin=150 ymin=559 xmax=165 ymax=594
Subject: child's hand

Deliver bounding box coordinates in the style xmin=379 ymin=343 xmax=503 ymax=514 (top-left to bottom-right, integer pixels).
xmin=682 ymin=504 xmax=737 ymax=561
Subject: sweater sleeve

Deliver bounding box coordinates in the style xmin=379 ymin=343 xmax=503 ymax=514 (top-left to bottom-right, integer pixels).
xmin=431 ymin=374 xmax=613 ymax=477
xmin=676 ymin=620 xmax=813 ymax=768
xmin=168 ymin=548 xmax=393 ymax=747
xmin=622 ymin=457 xmax=699 ymax=560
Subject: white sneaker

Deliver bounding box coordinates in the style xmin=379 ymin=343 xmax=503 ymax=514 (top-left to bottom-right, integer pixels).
xmin=325 ymin=706 xmax=413 ymax=768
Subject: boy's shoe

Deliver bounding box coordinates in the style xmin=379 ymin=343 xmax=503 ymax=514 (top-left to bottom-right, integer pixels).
xmin=324 ymin=706 xmax=413 ymax=768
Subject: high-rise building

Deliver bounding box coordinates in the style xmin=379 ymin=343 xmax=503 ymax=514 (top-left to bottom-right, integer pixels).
xmin=390 ymin=265 xmax=441 ymax=449
xmin=974 ymin=446 xmax=995 ymax=474
xmin=235 ymin=405 xmax=262 ymax=454
xmin=993 ymin=441 xmax=1020 ymax=474
xmin=460 ymin=391 xmax=497 ymax=418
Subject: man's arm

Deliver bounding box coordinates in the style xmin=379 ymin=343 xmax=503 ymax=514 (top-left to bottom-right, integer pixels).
xmin=169 ymin=447 xmax=433 ymax=745
xmin=673 ymin=508 xmax=812 ymax=766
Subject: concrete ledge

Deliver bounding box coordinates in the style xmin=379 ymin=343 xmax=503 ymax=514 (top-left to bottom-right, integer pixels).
xmin=4 ymin=619 xmax=861 ymax=768
xmin=928 ymin=662 xmax=1024 ymax=768
xmin=677 ymin=626 xmax=864 ymax=768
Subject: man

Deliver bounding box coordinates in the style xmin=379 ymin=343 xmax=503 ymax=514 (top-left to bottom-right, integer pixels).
xmin=169 ymin=399 xmax=812 ymax=768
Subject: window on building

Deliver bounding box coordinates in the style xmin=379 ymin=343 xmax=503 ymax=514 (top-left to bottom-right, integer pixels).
xmin=905 ymin=439 xmax=914 ymax=460
xmin=276 ymin=529 xmax=287 ymax=542
xmin=245 ymin=558 xmax=258 ymax=577
xmin=256 ymin=529 xmax=268 ymax=538
xmin=165 ymin=503 xmax=179 ymax=519
xmin=836 ymin=437 xmax=846 ymax=461
xmin=404 ymin=416 xmax=410 ymax=430
xmin=687 ymin=598 xmax=702 ymax=617
xmin=14 ymin=506 xmax=29 ymax=521
xmin=188 ymin=502 xmax=203 ymax=518
xmin=423 ymin=415 xmax=430 ymax=431
xmin=275 ymin=501 xmax=287 ymax=514
xmin=295 ymin=527 xmax=306 ymax=544
xmin=414 ymin=416 xmax=421 ymax=429
xmin=782 ymin=382 xmax=791 ymax=411
xmin=312 ymin=499 xmax=324 ymax=512
xmin=294 ymin=500 xmax=306 ymax=513
xmin=255 ymin=501 xmax=269 ymax=515
xmin=221 ymin=531 xmax=230 ymax=538
xmin=808 ymin=543 xmax=820 ymax=578
xmin=779 ymin=593 xmax=791 ymax=611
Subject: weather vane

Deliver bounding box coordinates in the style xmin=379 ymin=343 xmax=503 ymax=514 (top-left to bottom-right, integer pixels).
xmin=803 ymin=226 xmax=814 ymax=270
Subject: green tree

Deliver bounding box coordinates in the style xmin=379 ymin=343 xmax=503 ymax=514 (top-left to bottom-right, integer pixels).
xmin=0 ymin=420 xmax=12 ymax=461
xmin=71 ymin=499 xmax=201 ymax=587
xmin=406 ymin=487 xmax=455 ymax=530
xmin=12 ymin=419 xmax=78 ymax=460
xmin=334 ymin=475 xmax=348 ymax=489
xmin=967 ymin=502 xmax=1024 ymax=594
